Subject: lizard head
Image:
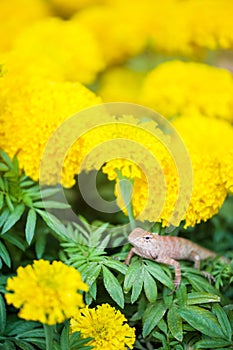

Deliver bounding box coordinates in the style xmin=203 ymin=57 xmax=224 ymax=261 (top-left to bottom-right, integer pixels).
xmin=128 ymin=228 xmax=158 ymax=249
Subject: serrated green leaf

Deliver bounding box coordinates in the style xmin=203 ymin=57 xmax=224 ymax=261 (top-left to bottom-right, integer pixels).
xmin=33 ymin=201 xmax=70 ymax=209
xmin=102 ymin=265 xmax=124 ymax=308
xmin=0 ymin=294 xmax=6 ymax=335
xmin=145 ymin=260 xmax=174 ymax=290
xmin=178 ymin=305 xmax=226 ymax=338
xmin=212 ymin=304 xmax=232 ymax=340
xmin=25 ymin=209 xmax=37 ymax=245
xmin=142 ymin=302 xmax=167 ymax=337
xmin=187 ymin=292 xmax=220 ymax=305
xmin=143 ymin=270 xmax=158 ymax=303
xmin=194 ymin=338 xmax=233 ymax=349
xmin=0 ymin=241 xmax=11 ymax=267
xmin=167 ymin=306 xmax=183 ymax=342
xmin=60 ymin=322 xmax=70 ymax=350
xmin=104 ymin=259 xmax=128 ymax=275
xmin=2 ymin=203 xmax=25 ymax=234
xmin=123 ymin=258 xmax=141 ymax=292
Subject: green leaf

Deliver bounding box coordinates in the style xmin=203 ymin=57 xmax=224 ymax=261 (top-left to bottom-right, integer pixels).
xmin=131 ymin=266 xmax=144 ymax=303
xmin=142 ymin=302 xmax=167 ymax=337
xmin=143 ymin=270 xmax=158 ymax=303
xmin=194 ymin=338 xmax=233 ymax=349
xmin=167 ymin=306 xmax=183 ymax=342
xmin=212 ymin=304 xmax=232 ymax=340
xmin=103 ymin=259 xmax=128 ymax=275
xmin=0 ymin=208 xmax=10 ymax=229
xmin=145 ymin=260 xmax=174 ymax=290
xmin=0 ymin=294 xmax=6 ymax=335
xmin=0 ymin=340 xmax=16 ymax=349
xmin=70 ymin=331 xmax=93 ymax=349
xmin=0 ymin=162 xmax=9 ymax=171
xmin=5 ymin=194 xmax=14 ymax=212
xmin=3 ymin=233 xmax=26 ymax=251
xmin=185 ymin=273 xmax=219 ymax=294
xmin=33 ymin=201 xmax=70 ymax=209
xmin=36 ymin=210 xmax=66 ymax=239
xmin=60 ymin=322 xmax=70 ymax=350
xmin=0 ymin=192 xmax=3 ymax=210
xmin=0 ymin=150 xmax=12 ymax=168
xmin=2 ymin=203 xmax=25 ymax=234
xmin=35 ymin=233 xmax=46 ymax=259
xmin=178 ymin=305 xmax=226 ymax=338
xmin=14 ymin=340 xmax=35 ymax=350
xmin=25 ymin=209 xmax=37 ymax=245
xmin=123 ymin=258 xmax=141 ymax=292
xmin=187 ymin=292 xmax=220 ymax=305
xmin=102 ymin=265 xmax=124 ymax=308
xmin=33 ymin=187 xmax=61 ymax=200
xmin=0 ymin=241 xmax=11 ymax=267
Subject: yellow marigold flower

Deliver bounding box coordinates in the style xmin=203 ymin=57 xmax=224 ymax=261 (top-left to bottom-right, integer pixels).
xmin=147 ymin=0 xmax=233 ymax=56
xmin=98 ymin=66 xmax=145 ymax=103
xmin=0 ymin=0 xmax=50 ymax=53
xmin=0 ymin=73 xmax=102 ymax=187
xmin=75 ymin=3 xmax=148 ymax=66
xmin=13 ymin=17 xmax=105 ymax=84
xmin=173 ymin=114 xmax=233 ymax=197
xmin=5 ymin=260 xmax=88 ymax=325
xmin=70 ymin=304 xmax=136 ymax=350
xmin=140 ymin=61 xmax=233 ymax=122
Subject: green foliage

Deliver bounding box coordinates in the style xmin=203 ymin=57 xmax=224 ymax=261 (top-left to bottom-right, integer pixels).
xmin=1 ymin=152 xmax=233 ymax=349
xmin=0 ymin=150 xmax=70 ymax=268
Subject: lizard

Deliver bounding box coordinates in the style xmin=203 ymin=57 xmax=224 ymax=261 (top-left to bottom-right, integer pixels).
xmin=124 ymin=227 xmax=224 ymax=290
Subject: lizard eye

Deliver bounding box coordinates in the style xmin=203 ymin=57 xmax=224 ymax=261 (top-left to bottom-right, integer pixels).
xmin=143 ymin=235 xmax=151 ymax=241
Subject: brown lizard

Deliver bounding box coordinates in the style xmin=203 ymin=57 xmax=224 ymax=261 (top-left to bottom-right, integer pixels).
xmin=124 ymin=227 xmax=222 ymax=290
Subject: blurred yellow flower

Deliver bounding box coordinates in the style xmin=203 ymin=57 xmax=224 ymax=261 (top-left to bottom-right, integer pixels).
xmin=75 ymin=2 xmax=148 ymax=66
xmin=0 ymin=72 xmax=102 ymax=187
xmin=5 ymin=260 xmax=88 ymax=325
xmin=140 ymin=61 xmax=233 ymax=122
xmin=0 ymin=0 xmax=50 ymax=53
xmin=13 ymin=17 xmax=105 ymax=84
xmin=147 ymin=0 xmax=233 ymax=56
xmin=98 ymin=66 xmax=145 ymax=103
xmin=173 ymin=114 xmax=233 ymax=197
xmin=70 ymin=303 xmax=136 ymax=350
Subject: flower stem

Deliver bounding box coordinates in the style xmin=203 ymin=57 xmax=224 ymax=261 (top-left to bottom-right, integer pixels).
xmin=116 ymin=170 xmax=136 ymax=230
xmin=43 ymin=324 xmax=54 ymax=350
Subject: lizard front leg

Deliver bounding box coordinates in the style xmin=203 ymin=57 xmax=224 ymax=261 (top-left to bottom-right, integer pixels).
xmin=124 ymin=247 xmax=136 ymax=265
xmin=156 ymin=256 xmax=181 ymax=290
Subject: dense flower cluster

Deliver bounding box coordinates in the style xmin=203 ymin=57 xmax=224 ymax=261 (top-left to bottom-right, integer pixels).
xmin=5 ymin=260 xmax=88 ymax=325
xmin=140 ymin=61 xmax=233 ymax=122
xmin=70 ymin=303 xmax=136 ymax=350
xmin=0 ymin=72 xmax=101 ymax=187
